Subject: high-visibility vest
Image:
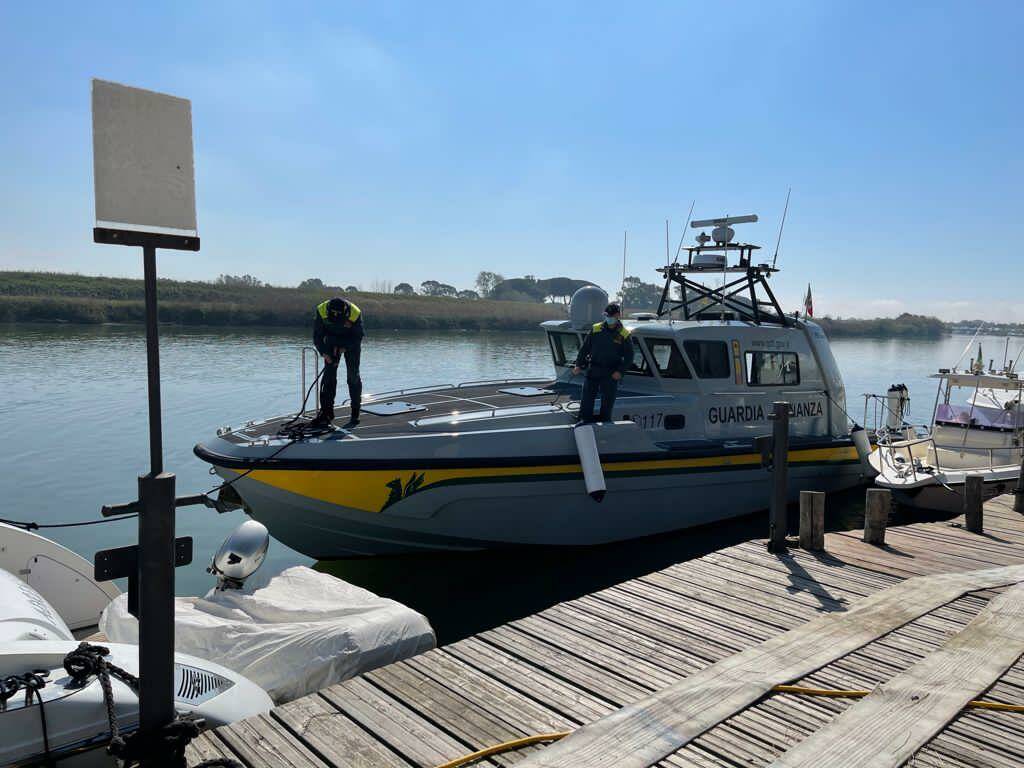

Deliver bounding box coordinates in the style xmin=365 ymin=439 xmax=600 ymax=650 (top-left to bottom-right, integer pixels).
xmin=317 ymin=300 xmax=362 ymax=325
xmin=592 ymin=321 xmax=629 ymax=340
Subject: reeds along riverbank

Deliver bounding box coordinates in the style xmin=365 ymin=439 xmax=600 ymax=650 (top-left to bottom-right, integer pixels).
xmin=1 ymin=271 xmax=951 ymax=337
xmin=0 ymin=272 xmax=561 ymax=331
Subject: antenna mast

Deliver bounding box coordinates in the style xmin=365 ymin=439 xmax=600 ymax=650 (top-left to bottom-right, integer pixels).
xmin=665 ymin=219 xmax=670 ymax=266
xmin=771 ymin=187 xmax=791 ymax=269
xmin=621 ymin=230 xmax=628 ymax=296
xmin=673 ymin=200 xmax=696 ymax=264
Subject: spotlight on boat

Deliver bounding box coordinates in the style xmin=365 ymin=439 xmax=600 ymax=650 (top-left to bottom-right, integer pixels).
xmin=209 ymin=519 xmax=270 ymax=590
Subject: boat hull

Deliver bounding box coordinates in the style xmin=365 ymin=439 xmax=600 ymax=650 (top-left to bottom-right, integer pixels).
xmin=889 ymin=476 xmax=1017 ymax=514
xmin=211 ymin=444 xmax=867 ymax=557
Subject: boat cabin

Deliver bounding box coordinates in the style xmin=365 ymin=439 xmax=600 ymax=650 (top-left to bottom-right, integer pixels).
xmin=928 ymin=371 xmax=1024 ymax=461
xmin=543 ymin=215 xmax=848 ymax=444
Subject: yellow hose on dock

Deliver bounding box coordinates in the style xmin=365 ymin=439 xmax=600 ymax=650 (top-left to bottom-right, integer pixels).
xmin=431 ymin=685 xmax=1024 ymax=767
xmin=432 ymin=732 xmax=571 ymax=768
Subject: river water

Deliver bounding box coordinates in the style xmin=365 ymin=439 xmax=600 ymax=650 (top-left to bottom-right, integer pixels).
xmin=0 ymin=324 xmax=1009 ymax=641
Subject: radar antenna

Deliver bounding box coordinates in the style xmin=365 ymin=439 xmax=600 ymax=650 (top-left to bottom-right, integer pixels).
xmin=656 ymin=212 xmax=789 ymax=326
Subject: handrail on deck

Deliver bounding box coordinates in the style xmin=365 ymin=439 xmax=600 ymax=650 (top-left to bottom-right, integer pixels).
xmin=879 ymin=433 xmax=1024 ymax=480
xmin=300 ymin=346 xmax=321 ymax=414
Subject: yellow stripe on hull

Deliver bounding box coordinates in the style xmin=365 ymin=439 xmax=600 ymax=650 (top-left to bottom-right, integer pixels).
xmin=231 ymin=445 xmax=860 ymax=514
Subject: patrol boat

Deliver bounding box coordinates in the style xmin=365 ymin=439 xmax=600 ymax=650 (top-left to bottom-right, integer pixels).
xmin=195 ymin=215 xmax=870 ymax=557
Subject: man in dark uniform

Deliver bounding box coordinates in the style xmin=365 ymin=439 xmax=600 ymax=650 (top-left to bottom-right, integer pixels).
xmin=572 ymin=302 xmax=633 ymax=423
xmin=310 ymin=297 xmax=364 ymax=428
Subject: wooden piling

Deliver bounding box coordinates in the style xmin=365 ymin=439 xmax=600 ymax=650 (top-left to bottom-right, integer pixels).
xmin=1015 ymin=455 xmax=1024 ymax=514
xmin=799 ymin=491 xmax=825 ymax=551
xmin=767 ymin=401 xmax=790 ymax=553
xmin=864 ymin=488 xmax=889 ymax=545
xmin=965 ymin=475 xmax=984 ymax=533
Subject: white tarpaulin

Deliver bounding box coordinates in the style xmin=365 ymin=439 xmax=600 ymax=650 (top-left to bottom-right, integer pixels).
xmin=101 ymin=566 xmax=435 ymax=702
xmin=92 ymin=79 xmax=197 ymax=234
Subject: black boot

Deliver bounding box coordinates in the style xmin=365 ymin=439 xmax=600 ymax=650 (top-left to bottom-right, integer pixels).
xmin=343 ymin=407 xmax=360 ymax=429
xmin=309 ymin=407 xmax=334 ymax=428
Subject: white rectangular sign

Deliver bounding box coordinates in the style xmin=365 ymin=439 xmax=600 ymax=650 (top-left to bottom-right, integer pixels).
xmin=92 ymin=79 xmax=197 ymax=234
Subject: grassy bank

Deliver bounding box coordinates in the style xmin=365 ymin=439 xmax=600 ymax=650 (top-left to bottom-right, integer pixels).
xmin=1 ymin=271 xmax=953 ymax=337
xmin=0 ymin=271 xmax=560 ymax=330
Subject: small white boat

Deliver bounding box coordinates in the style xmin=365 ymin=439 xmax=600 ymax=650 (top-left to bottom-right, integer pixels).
xmin=869 ymin=360 xmax=1024 ymax=512
xmin=0 ymin=522 xmax=273 ymax=767
xmin=101 ymin=520 xmax=436 ymax=703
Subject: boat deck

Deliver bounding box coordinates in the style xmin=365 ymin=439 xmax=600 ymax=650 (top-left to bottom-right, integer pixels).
xmin=187 ymin=494 xmax=1024 ymax=767
xmin=219 ymin=378 xmax=663 ymax=443
xmin=220 ymin=379 xmax=576 ymax=442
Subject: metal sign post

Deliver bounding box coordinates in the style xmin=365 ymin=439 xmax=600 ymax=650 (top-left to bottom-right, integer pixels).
xmin=90 ymin=79 xmax=200 ymax=763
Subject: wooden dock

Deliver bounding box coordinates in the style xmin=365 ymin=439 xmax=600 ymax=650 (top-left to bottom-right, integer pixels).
xmin=187 ymin=494 xmax=1024 ymax=768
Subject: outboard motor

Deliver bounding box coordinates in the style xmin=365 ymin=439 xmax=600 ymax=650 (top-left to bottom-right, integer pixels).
xmin=885 ymin=384 xmax=910 ymax=431
xmin=569 ymin=285 xmax=609 ymax=329
xmin=208 ymin=519 xmax=270 ymax=590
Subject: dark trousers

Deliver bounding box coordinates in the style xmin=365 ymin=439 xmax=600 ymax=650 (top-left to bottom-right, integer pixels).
xmin=579 ymin=375 xmax=619 ymax=423
xmin=320 ymin=346 xmax=362 ymax=415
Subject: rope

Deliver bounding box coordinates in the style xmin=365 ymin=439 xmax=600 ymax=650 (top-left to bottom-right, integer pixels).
xmin=63 ymin=642 xmax=139 ymax=758
xmin=2 ymin=364 xmax=327 ymax=528
xmin=0 ymin=670 xmax=53 ymax=766
xmin=202 ymin=367 xmax=327 ymax=499
xmin=62 ymin=642 xmax=234 ymax=767
xmin=0 ymin=512 xmax=137 ymax=531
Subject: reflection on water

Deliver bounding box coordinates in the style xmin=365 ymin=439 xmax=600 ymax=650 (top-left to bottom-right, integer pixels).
xmin=1 ymin=323 xmax=1000 ymax=641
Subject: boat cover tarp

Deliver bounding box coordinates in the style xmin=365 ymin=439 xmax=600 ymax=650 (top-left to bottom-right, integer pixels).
xmin=100 ymin=566 xmax=435 ymax=702
xmin=936 ymin=402 xmax=1024 ymax=430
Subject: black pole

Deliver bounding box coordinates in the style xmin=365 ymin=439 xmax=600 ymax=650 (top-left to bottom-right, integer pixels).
xmin=143 ymin=246 xmax=163 ymax=474
xmin=768 ymin=401 xmax=789 ymax=553
xmin=137 ymin=244 xmax=177 ymax=754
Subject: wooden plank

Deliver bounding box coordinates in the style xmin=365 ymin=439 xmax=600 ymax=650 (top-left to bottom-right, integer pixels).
xmin=444 ymin=636 xmax=613 ymax=724
xmin=272 ymin=693 xmax=410 ymax=767
xmin=321 ymin=676 xmax=498 ymax=768
xmin=185 ymin=732 xmax=242 ymax=767
xmin=366 ymin=660 xmax=545 ymax=767
xmin=771 ymin=582 xmax=1024 ymax=767
xmin=216 ymin=713 xmax=330 ymax=768
xmin=515 ymin=564 xmax=1024 ymax=768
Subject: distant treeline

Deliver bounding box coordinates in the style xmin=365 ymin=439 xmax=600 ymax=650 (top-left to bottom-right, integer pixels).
xmin=0 ymin=271 xmax=560 ymax=330
xmin=1 ymin=271 xmax=955 ymax=338
xmin=814 ymin=313 xmax=947 ymax=338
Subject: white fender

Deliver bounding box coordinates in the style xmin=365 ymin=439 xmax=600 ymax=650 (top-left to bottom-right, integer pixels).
xmin=850 ymin=424 xmax=876 ymax=477
xmin=573 ymin=424 xmax=607 ymax=502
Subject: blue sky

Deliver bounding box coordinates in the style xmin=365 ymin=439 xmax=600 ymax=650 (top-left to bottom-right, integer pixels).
xmin=1 ymin=1 xmax=1021 ymax=320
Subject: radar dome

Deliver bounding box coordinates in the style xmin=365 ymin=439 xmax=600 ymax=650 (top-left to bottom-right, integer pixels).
xmin=569 ymin=285 xmax=609 ymax=329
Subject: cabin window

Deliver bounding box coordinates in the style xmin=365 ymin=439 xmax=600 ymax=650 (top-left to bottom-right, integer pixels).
xmin=683 ymin=340 xmax=731 ymax=379
xmin=626 ymin=337 xmax=653 ymax=376
xmin=745 ymin=351 xmax=800 ymax=386
xmin=644 ymin=338 xmax=693 ymax=379
xmin=548 ymin=332 xmax=582 ymax=367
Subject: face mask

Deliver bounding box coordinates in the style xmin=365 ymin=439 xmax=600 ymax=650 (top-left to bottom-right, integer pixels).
xmin=603 ymin=314 xmax=619 ymax=327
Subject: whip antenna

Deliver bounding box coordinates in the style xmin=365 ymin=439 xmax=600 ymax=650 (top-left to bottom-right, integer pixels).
xmin=621 ymin=230 xmax=628 ymax=297
xmin=673 ymin=200 xmax=696 ymax=263
xmin=771 ymin=187 xmax=791 ymax=269
xmin=665 ymin=219 xmax=670 ymax=266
